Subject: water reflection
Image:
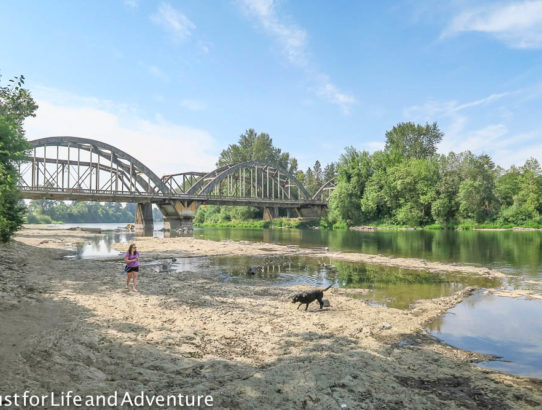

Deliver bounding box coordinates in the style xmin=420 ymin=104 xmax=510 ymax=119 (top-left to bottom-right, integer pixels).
xmin=428 ymin=293 xmax=542 ymax=379
xmin=69 ymin=232 xmax=135 ymax=259
xmin=203 ymin=256 xmax=499 ymax=310
xmin=195 ymin=228 xmax=542 ymax=279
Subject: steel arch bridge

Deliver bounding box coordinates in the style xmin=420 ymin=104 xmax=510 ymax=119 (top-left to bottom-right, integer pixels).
xmin=17 ymin=137 xmax=336 ymax=231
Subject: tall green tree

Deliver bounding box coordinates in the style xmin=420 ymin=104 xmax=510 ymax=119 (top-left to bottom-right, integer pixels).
xmin=431 ymin=153 xmax=463 ymax=226
xmin=498 ymin=158 xmax=542 ymax=224
xmin=457 ymin=153 xmax=498 ymax=223
xmin=198 ymin=129 xmax=299 ymax=223
xmin=329 ymin=147 xmax=374 ymax=225
xmin=384 ymin=122 xmax=443 ymax=161
xmin=323 ymin=162 xmax=337 ymax=182
xmin=0 ymin=75 xmax=37 ymax=241
xmin=217 ymin=129 xmax=298 ymax=174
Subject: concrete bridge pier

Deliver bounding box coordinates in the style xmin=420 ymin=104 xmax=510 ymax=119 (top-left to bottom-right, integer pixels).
xmin=159 ymin=200 xmax=199 ymax=234
xmin=263 ymin=207 xmax=279 ymax=221
xmin=135 ymin=203 xmax=154 ymax=235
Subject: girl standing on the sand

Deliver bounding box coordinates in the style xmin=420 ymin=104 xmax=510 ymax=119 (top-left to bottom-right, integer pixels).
xmin=124 ymin=243 xmax=140 ymax=292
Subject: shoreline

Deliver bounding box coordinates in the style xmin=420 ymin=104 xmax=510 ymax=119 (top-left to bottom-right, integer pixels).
xmin=1 ymin=228 xmax=541 ymax=408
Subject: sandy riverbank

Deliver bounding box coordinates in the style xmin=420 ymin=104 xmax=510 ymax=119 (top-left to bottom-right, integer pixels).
xmin=1 ymin=227 xmax=541 ymax=409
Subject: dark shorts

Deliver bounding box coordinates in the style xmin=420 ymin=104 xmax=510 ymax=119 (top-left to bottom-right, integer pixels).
xmin=126 ymin=267 xmax=139 ymax=273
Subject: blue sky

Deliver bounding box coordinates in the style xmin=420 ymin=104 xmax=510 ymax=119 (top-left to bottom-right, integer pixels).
xmin=1 ymin=0 xmax=542 ymax=175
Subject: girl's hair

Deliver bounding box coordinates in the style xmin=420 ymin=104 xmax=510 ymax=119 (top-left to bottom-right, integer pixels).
xmin=127 ymin=243 xmax=137 ymax=255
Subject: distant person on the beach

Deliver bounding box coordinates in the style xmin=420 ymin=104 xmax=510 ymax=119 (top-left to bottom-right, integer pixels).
xmin=124 ymin=243 xmax=140 ymax=292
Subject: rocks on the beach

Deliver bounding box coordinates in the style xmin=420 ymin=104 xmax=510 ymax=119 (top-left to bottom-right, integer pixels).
xmin=349 ymin=226 xmax=376 ymax=231
xmin=69 ymin=227 xmax=102 ymax=233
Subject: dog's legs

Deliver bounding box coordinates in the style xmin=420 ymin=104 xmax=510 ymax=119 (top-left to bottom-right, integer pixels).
xmin=317 ymin=297 xmax=324 ymax=309
xmin=305 ymin=303 xmax=309 ymax=311
xmin=297 ymin=303 xmax=302 ymax=310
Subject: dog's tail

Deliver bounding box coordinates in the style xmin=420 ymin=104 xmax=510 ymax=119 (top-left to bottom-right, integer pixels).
xmin=323 ymin=285 xmax=333 ymax=292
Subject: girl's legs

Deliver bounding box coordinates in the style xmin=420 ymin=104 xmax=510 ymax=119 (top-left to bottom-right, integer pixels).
xmin=126 ymin=272 xmax=132 ymax=289
xmin=132 ymin=272 xmax=138 ymax=292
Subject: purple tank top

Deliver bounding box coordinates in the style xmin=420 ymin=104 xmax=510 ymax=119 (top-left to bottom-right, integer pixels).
xmin=125 ymin=251 xmax=139 ymax=268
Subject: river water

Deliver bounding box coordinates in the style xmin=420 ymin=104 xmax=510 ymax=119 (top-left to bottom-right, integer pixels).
xmin=47 ymin=223 xmax=542 ymax=379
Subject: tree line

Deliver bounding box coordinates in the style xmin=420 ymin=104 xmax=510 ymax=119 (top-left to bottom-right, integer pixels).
xmin=26 ymin=200 xmax=137 ymax=224
xmin=327 ymin=122 xmax=542 ymax=228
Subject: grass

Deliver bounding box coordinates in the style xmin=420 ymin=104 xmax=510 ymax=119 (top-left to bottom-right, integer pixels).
xmin=194 ymin=217 xmax=542 ymax=231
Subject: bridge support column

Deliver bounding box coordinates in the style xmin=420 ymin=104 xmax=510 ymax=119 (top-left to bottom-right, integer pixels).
xmin=159 ymin=200 xmax=199 ymax=234
xmin=135 ymin=203 xmax=154 ymax=235
xmin=263 ymin=207 xmax=279 ymax=221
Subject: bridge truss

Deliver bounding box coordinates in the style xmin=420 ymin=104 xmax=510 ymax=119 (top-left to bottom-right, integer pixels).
xmin=18 ymin=137 xmax=169 ymax=202
xmin=18 ymin=137 xmax=336 ymax=230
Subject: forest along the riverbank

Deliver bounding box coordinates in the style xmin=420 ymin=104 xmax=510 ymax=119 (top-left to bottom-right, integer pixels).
xmin=0 ymin=228 xmax=541 ymax=408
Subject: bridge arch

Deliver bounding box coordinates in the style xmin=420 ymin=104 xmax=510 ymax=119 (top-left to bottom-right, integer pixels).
xmin=187 ymin=161 xmax=311 ymax=200
xmin=312 ymin=178 xmax=337 ymax=201
xmin=20 ymin=136 xmax=170 ymax=198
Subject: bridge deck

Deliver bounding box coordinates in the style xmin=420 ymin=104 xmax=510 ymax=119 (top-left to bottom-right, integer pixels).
xmin=18 ymin=187 xmax=327 ymax=208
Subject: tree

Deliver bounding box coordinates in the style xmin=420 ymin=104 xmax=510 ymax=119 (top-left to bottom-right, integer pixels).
xmin=217 ymin=129 xmax=297 ymax=173
xmin=456 ymin=153 xmax=498 ymax=223
xmin=196 ymin=129 xmax=299 ymax=223
xmin=498 ymin=158 xmax=542 ymax=224
xmin=388 ymin=158 xmax=439 ymax=226
xmin=328 ymin=147 xmax=374 ymax=225
xmin=0 ymin=75 xmax=37 ymax=242
xmin=323 ymin=162 xmax=337 ymax=182
xmin=431 ymin=153 xmax=463 ymax=226
xmin=384 ymin=122 xmax=443 ymax=161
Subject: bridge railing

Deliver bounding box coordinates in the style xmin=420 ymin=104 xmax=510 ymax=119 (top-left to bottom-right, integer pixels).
xmin=17 ymin=186 xmax=327 ymax=206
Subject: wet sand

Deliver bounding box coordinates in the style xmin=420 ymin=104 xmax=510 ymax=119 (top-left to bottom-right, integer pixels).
xmin=1 ymin=227 xmax=541 ymax=409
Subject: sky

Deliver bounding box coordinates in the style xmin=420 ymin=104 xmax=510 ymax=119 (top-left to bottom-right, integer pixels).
xmin=1 ymin=0 xmax=542 ymax=176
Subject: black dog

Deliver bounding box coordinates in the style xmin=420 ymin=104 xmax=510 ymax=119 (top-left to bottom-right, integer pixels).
xmin=246 ymin=266 xmax=261 ymax=275
xmin=292 ymin=285 xmax=332 ymax=311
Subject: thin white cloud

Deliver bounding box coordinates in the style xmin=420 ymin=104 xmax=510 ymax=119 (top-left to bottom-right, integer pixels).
xmin=124 ymin=0 xmax=138 ymax=8
xmin=404 ymin=92 xmax=510 ymax=119
xmin=237 ymin=0 xmax=356 ymax=113
xmin=180 ymin=99 xmax=207 ymax=111
xmin=151 ymin=3 xmax=196 ymax=42
xmin=239 ymin=0 xmax=308 ymax=67
xmin=439 ymin=123 xmax=508 ymax=155
xmin=315 ymin=77 xmax=357 ymax=115
xmin=444 ymin=1 xmax=542 ymax=48
xmin=404 ymin=90 xmax=542 ymax=168
xmin=147 ymin=65 xmax=169 ymax=81
xmin=24 ymin=88 xmax=217 ymax=174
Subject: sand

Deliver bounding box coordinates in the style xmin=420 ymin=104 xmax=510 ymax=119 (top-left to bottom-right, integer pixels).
xmin=0 ymin=227 xmax=541 ymax=409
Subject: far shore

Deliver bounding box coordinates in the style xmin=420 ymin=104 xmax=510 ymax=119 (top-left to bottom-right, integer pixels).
xmin=1 ymin=227 xmax=541 ymax=408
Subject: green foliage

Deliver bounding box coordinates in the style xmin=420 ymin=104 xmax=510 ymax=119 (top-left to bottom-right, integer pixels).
xmin=384 ymin=122 xmax=443 ymax=161
xmin=217 ymin=128 xmax=298 ymax=174
xmin=326 ymin=122 xmax=542 ymax=229
xmin=0 ymin=75 xmax=37 ymax=242
xmin=202 ymin=129 xmax=305 ymax=225
xmin=0 ymin=75 xmax=39 ymax=131
xmin=26 ymin=200 xmax=137 ymax=223
xmin=328 ymin=147 xmax=373 ymax=225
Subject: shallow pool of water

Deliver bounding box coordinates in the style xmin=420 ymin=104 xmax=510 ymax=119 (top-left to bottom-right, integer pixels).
xmin=176 ymin=255 xmax=500 ymax=310
xmin=66 ymin=232 xmax=135 ymax=259
xmin=428 ymin=292 xmax=542 ymax=379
